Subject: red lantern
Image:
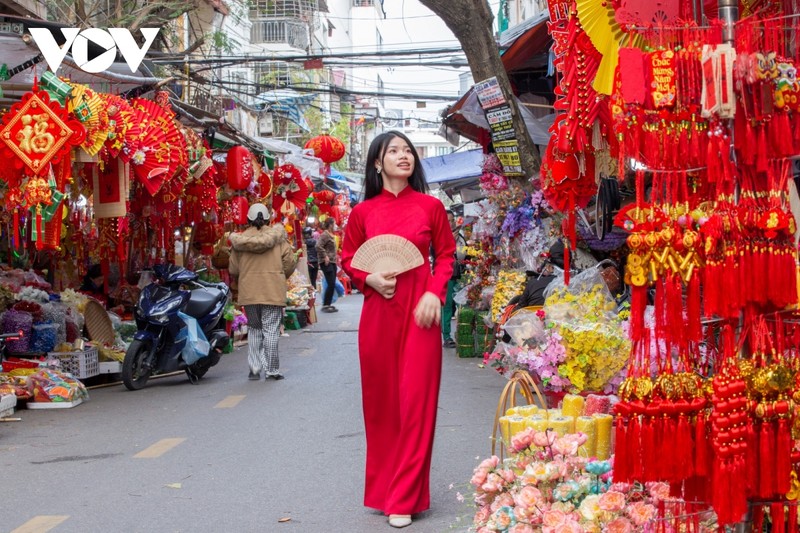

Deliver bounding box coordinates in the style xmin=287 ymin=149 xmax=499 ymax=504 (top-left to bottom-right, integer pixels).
xmin=230 ymin=195 xmax=250 ymax=225
xmin=304 ymin=134 xmax=345 ymax=177
xmin=227 ymin=145 xmax=254 ymax=191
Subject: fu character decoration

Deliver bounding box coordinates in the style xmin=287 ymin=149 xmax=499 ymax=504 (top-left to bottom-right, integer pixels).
xmin=0 ymin=82 xmax=84 ymax=249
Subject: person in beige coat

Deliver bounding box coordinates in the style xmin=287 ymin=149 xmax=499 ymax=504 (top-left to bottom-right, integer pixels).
xmin=228 ymin=203 xmax=297 ymax=381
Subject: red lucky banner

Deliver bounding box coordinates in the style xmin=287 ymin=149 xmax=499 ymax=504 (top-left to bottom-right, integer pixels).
xmin=0 ymin=88 xmax=84 ymax=175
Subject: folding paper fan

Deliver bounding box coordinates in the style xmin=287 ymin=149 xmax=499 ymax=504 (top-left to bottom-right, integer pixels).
xmin=575 ymin=0 xmax=645 ymax=96
xmin=128 ymin=98 xmax=187 ymax=195
xmin=103 ymin=94 xmax=138 ymax=159
xmin=351 ymin=234 xmax=425 ymax=274
xmin=68 ymin=83 xmax=109 ymax=156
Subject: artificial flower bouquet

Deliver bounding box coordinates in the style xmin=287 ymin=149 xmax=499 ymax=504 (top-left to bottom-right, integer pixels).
xmin=469 ymin=429 xmax=716 ymax=532
xmin=542 ymin=268 xmax=629 ymax=394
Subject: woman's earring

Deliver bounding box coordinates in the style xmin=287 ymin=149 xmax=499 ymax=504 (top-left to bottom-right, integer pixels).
xmin=377 ymin=167 xmax=382 ymax=174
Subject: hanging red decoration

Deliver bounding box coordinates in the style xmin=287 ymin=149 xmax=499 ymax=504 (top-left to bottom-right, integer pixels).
xmin=272 ymin=164 xmax=310 ymax=215
xmin=304 ymin=134 xmax=345 ymax=177
xmin=0 ymin=88 xmax=84 ymax=175
xmin=230 ymin=195 xmax=250 ymax=225
xmin=226 ymin=145 xmax=254 ymax=191
xmin=127 ymin=98 xmax=187 ymax=196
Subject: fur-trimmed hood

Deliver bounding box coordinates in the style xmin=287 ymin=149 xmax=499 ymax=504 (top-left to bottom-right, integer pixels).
xmin=229 ymin=225 xmax=287 ymax=254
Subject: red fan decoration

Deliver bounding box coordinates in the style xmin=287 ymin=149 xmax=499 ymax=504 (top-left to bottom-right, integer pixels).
xmin=127 ymin=98 xmax=187 ymax=196
xmin=103 ymin=94 xmax=138 ymax=159
xmin=272 ymin=164 xmax=310 ymax=215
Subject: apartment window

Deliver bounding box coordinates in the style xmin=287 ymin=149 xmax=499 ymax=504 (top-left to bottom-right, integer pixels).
xmin=352 ymin=0 xmax=373 ymax=6
xmin=251 ymin=0 xmax=319 ymax=19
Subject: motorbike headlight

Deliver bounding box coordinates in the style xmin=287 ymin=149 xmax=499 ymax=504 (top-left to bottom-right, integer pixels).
xmin=149 ymin=298 xmax=184 ymax=324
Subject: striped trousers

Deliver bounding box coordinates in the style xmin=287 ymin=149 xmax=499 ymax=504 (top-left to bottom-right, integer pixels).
xmin=243 ymin=304 xmax=283 ymax=376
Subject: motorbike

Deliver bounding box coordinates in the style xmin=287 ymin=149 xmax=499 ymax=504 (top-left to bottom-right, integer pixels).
xmin=122 ymin=264 xmax=231 ymax=391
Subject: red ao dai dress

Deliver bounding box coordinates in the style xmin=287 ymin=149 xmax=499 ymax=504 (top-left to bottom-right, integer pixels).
xmin=341 ymin=187 xmax=456 ymax=515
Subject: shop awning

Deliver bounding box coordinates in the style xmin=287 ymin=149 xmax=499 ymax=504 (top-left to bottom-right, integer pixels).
xmin=422 ymin=149 xmax=484 ymax=186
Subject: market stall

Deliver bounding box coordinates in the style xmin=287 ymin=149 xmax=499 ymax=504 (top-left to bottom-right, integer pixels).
xmin=458 ymin=0 xmax=800 ymax=529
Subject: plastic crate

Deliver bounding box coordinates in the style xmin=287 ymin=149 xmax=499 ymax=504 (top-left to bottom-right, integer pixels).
xmin=49 ymin=347 xmax=99 ymax=379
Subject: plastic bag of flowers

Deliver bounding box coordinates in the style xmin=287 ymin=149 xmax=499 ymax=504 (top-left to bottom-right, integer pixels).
xmin=540 ymin=267 xmax=630 ymax=394
xmin=502 ymin=308 xmax=547 ymax=348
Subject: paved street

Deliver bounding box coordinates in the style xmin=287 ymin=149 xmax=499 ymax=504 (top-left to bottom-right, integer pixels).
xmin=0 ymin=294 xmax=505 ymax=533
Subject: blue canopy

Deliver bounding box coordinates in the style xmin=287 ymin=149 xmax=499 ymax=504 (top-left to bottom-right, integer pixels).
xmin=326 ymin=168 xmax=362 ymax=202
xmin=421 ymin=149 xmax=484 ymax=186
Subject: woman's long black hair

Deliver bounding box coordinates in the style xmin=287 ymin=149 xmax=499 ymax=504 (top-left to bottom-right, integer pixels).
xmin=363 ymin=130 xmax=429 ymax=200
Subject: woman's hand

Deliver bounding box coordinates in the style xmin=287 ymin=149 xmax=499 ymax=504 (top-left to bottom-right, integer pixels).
xmin=365 ymin=271 xmax=398 ymax=299
xmin=414 ymin=291 xmax=441 ymax=329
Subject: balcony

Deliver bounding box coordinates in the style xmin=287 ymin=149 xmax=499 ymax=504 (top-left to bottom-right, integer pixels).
xmin=250 ymin=18 xmax=309 ymax=50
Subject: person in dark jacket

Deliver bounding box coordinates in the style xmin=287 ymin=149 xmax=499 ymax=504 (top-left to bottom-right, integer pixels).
xmin=303 ymin=226 xmax=319 ymax=291
xmin=316 ymin=217 xmax=339 ymax=313
xmin=80 ymin=264 xmax=106 ymax=303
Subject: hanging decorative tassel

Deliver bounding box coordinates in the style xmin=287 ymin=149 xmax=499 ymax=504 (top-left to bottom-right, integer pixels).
xmin=773 ymin=502 xmax=786 ymax=533
xmin=676 ymin=412 xmax=693 ymax=480
xmin=630 ymin=286 xmax=646 ymax=341
xmin=788 ymin=501 xmax=797 ymax=532
xmin=630 ymin=413 xmax=643 ymax=480
xmin=614 ymin=414 xmax=630 ymax=482
xmin=695 ymin=410 xmax=709 ymax=476
xmin=687 ymin=273 xmax=702 ymax=342
xmin=759 ymin=420 xmax=775 ymax=498
xmin=12 ymin=207 xmax=19 ymax=249
xmin=35 ymin=204 xmax=43 ymax=251
xmin=753 ymin=504 xmax=765 ymax=532
xmin=777 ymin=417 xmax=792 ymax=494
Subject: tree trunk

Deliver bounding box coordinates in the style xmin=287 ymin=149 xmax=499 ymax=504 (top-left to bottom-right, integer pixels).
xmin=418 ymin=0 xmax=541 ymax=176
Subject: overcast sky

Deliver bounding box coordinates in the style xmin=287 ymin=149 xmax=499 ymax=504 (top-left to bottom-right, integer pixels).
xmin=377 ymin=0 xmax=502 ymax=122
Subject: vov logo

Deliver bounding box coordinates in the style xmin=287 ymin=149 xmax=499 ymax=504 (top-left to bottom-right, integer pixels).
xmin=28 ymin=28 xmax=159 ymax=74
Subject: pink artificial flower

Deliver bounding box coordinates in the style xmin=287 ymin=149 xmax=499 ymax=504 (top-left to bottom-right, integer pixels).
xmin=609 ymin=482 xmax=632 ymax=493
xmin=552 ymin=437 xmax=579 ymax=457
xmin=474 ymin=505 xmax=492 ymax=525
xmin=554 ymin=520 xmax=585 ymax=533
xmin=626 ymin=501 xmax=657 ymax=527
xmin=500 ymin=468 xmax=517 ymax=483
xmin=533 ymin=430 xmax=556 ymax=448
xmin=598 ymin=490 xmax=627 ymax=512
xmin=494 ymin=507 xmax=514 ymax=529
xmin=481 ymin=472 xmax=504 ymax=493
xmin=479 ymin=456 xmax=501 ymax=470
xmin=471 ymin=467 xmax=490 ymax=487
xmin=605 ymin=517 xmax=634 ymax=533
xmin=542 ymin=509 xmax=567 ymax=528
xmin=514 ymin=485 xmax=544 ymax=510
xmin=511 ymin=427 xmax=536 ymax=453
xmin=510 ymin=524 xmax=536 ymax=533
xmin=497 ymin=492 xmax=515 ymax=508
xmin=646 ymin=481 xmax=671 ymax=502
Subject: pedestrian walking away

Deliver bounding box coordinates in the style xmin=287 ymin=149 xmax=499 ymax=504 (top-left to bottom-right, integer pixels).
xmin=316 ymin=217 xmax=340 ymax=313
xmin=228 ymin=203 xmax=297 ymax=381
xmin=303 ymin=226 xmax=320 ymax=293
xmin=341 ymin=130 xmax=456 ymax=529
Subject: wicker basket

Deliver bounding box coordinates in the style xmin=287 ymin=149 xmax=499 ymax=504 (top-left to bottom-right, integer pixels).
xmin=49 ymin=347 xmax=99 ymax=379
xmin=84 ymin=299 xmax=114 ymax=345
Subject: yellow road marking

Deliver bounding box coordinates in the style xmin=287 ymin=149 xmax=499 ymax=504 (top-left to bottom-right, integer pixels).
xmin=214 ymin=395 xmax=245 ymax=408
xmin=11 ymin=515 xmax=69 ymax=533
xmin=134 ymin=438 xmax=186 ymax=458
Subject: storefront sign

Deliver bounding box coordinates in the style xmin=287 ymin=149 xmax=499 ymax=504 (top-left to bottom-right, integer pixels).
xmin=474 ymin=77 xmax=524 ymax=176
xmin=494 ymin=140 xmax=523 ymax=175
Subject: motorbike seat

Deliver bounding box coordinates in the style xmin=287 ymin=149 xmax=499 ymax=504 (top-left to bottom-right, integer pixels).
xmin=185 ymin=288 xmax=224 ymax=317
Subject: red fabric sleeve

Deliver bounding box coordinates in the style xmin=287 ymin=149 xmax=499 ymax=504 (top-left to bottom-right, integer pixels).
xmin=425 ymin=200 xmax=456 ymax=303
xmin=341 ymin=206 xmax=371 ymax=294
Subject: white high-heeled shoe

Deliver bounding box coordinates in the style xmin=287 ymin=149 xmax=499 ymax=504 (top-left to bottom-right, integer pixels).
xmin=388 ymin=514 xmax=412 ymax=528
